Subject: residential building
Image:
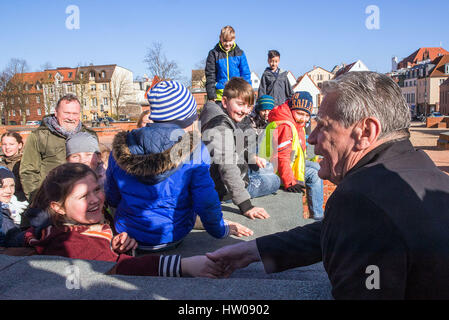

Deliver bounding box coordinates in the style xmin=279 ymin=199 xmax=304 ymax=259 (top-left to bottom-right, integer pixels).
xmin=306 ymin=66 xmax=333 ymax=88
xmin=190 ymin=69 xmax=207 ymax=110
xmin=416 ymin=54 xmax=449 ymax=114
xmin=397 ymin=47 xmax=449 ymax=70
xmin=333 ymin=60 xmax=369 ymax=78
xmin=2 ymin=71 xmax=47 ymax=124
xmin=440 ymin=77 xmax=449 ymax=115
xmin=42 ymin=67 xmax=77 ymax=115
xmin=191 ymin=69 xmax=206 ymax=89
xmin=401 ymin=66 xmax=418 ymax=116
xmin=74 ymin=64 xmax=134 ymax=120
xmin=251 ymin=71 xmax=260 ymax=91
xmin=1 ymin=64 xmax=137 ymax=124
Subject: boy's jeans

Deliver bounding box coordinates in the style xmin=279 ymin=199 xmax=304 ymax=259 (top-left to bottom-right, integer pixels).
xmin=305 ymin=160 xmax=324 ymax=219
xmin=247 ymin=162 xmax=281 ymax=199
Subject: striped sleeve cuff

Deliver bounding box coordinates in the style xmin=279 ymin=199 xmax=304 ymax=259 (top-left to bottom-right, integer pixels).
xmin=158 ymin=255 xmax=182 ymax=277
xmin=222 ymin=220 xmax=230 ymax=238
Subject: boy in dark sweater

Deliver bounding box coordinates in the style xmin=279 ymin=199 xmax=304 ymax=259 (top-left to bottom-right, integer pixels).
xmin=258 ymin=50 xmax=293 ymax=106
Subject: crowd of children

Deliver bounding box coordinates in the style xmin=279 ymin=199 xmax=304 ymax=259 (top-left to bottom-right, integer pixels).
xmin=0 ymin=24 xmax=324 ymax=278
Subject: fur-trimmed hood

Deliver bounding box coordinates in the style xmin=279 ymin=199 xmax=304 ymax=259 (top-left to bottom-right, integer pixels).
xmin=112 ymin=124 xmax=201 ymax=185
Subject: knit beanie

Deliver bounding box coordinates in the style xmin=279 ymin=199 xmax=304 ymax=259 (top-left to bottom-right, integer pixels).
xmin=255 ymin=95 xmax=275 ymax=112
xmin=147 ymin=80 xmax=198 ymax=128
xmin=289 ymin=91 xmax=313 ymax=115
xmin=0 ymin=166 xmax=15 ymax=186
xmin=65 ymin=132 xmax=100 ymax=157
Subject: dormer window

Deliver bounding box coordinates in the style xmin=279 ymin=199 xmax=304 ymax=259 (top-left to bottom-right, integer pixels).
xmin=68 ymin=72 xmax=73 ymax=78
xmin=89 ymin=71 xmax=95 ymax=79
xmin=445 ymin=63 xmax=449 ymax=75
xmin=101 ymin=71 xmax=106 ymax=78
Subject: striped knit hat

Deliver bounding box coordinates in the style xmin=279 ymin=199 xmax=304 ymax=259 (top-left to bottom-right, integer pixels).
xmin=255 ymin=95 xmax=275 ymax=111
xmin=146 ymin=80 xmax=198 ymax=128
xmin=289 ymin=91 xmax=313 ymax=115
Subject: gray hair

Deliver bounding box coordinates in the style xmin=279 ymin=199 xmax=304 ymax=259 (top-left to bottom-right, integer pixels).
xmin=321 ymin=71 xmax=410 ymax=139
xmin=56 ymin=94 xmax=81 ymax=111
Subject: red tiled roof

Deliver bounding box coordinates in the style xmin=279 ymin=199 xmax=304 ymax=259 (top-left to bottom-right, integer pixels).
xmin=45 ymin=68 xmax=77 ymax=82
xmin=429 ymin=54 xmax=449 ymax=77
xmin=10 ymin=72 xmax=47 ymax=94
xmin=398 ymin=47 xmax=449 ymax=69
xmin=334 ymin=61 xmax=356 ymax=78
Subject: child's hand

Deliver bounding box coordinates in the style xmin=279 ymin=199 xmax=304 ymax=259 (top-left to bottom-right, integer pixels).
xmin=111 ymin=232 xmax=138 ymax=254
xmin=253 ymin=156 xmax=267 ymax=169
xmin=243 ymin=207 xmax=270 ymax=220
xmin=224 ymin=219 xmax=253 ymax=237
xmin=181 ymin=255 xmax=224 ymax=278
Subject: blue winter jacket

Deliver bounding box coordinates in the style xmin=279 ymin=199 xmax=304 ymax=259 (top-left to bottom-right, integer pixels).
xmin=0 ymin=204 xmax=25 ymax=247
xmin=205 ymin=42 xmax=252 ymax=101
xmin=105 ymin=123 xmax=229 ymax=247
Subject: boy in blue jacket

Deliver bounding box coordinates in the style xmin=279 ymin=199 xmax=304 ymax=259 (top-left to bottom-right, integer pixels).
xmin=105 ymin=81 xmax=252 ymax=253
xmin=205 ymin=25 xmax=252 ymax=104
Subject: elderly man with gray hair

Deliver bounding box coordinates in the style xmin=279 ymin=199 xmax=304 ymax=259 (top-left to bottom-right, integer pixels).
xmin=207 ymin=71 xmax=449 ymax=299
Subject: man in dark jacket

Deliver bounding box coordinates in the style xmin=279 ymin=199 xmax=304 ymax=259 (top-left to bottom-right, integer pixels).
xmin=207 ymin=71 xmax=449 ymax=299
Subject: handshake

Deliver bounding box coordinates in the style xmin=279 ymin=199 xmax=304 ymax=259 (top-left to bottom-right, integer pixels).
xmin=181 ymin=240 xmax=260 ymax=278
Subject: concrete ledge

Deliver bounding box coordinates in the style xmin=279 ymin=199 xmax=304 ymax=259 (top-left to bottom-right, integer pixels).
xmin=0 ymin=190 xmax=332 ymax=300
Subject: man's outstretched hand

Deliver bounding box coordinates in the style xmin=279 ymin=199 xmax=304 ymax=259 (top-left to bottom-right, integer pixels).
xmin=206 ymin=240 xmax=261 ymax=278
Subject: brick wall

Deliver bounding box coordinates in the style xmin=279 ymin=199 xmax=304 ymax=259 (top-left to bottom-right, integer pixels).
xmin=302 ymin=179 xmax=336 ymax=219
xmin=426 ymin=116 xmax=449 ymax=128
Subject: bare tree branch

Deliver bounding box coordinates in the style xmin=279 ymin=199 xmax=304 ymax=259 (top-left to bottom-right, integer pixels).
xmin=143 ymin=42 xmax=183 ymax=81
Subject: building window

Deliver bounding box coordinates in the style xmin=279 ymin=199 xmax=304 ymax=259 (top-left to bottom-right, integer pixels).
xmin=36 ymin=83 xmax=41 ymax=90
xmin=101 ymin=71 xmax=106 ymax=78
xmin=92 ymin=98 xmax=97 ymax=107
xmin=26 ymin=109 xmax=30 ymax=116
xmin=103 ymin=97 xmax=108 ymax=105
xmin=12 ymin=110 xmax=15 ymax=117
xmin=37 ymin=108 xmax=41 ymax=116
xmin=68 ymin=72 xmax=73 ymax=78
xmin=10 ymin=98 xmax=14 ymax=104
xmin=102 ymin=83 xmax=108 ymax=91
xmin=25 ymin=97 xmax=29 ymax=103
xmin=90 ymin=71 xmax=95 ymax=80
xmin=91 ymin=84 xmax=96 ymax=91
xmin=36 ymin=96 xmax=41 ymax=103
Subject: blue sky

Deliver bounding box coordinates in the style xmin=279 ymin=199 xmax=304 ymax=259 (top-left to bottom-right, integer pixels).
xmin=1 ymin=0 xmax=449 ymax=81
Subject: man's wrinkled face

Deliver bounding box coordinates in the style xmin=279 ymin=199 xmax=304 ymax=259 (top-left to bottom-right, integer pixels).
xmin=55 ymin=100 xmax=81 ymax=132
xmin=308 ymin=92 xmax=356 ymax=184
